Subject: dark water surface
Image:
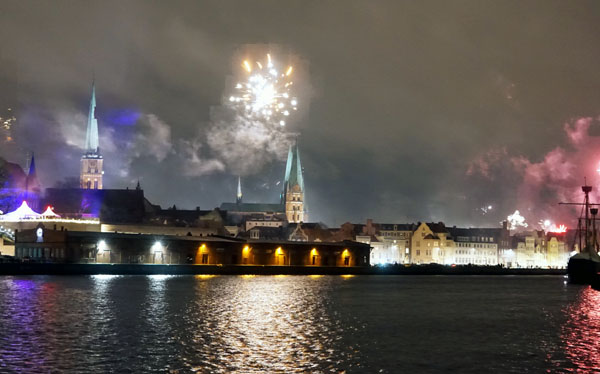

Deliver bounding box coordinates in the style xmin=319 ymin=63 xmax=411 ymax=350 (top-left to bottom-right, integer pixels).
xmin=0 ymin=275 xmax=598 ymax=373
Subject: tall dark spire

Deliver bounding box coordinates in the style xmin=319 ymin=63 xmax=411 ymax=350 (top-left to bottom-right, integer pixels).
xmin=25 ymin=152 xmax=40 ymax=199
xmin=84 ymin=81 xmax=99 ymax=154
xmin=27 ymin=152 xmax=36 ymax=177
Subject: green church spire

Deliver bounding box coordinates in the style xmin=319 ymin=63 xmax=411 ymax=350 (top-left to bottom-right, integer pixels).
xmin=284 ymin=142 xmax=304 ymax=191
xmin=84 ymin=81 xmax=99 ymax=154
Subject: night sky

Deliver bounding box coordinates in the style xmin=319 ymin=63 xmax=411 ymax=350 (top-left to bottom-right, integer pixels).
xmin=2 ymin=1 xmax=600 ymax=228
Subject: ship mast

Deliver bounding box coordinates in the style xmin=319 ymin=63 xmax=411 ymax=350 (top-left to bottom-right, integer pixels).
xmin=559 ymin=183 xmax=600 ymax=255
xmin=584 ymin=185 xmax=592 ymax=251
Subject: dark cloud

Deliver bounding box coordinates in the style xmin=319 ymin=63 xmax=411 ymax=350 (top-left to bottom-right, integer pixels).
xmin=1 ymin=1 xmax=600 ymax=227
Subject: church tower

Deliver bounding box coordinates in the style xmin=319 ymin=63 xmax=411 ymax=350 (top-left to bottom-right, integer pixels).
xmin=80 ymin=82 xmax=103 ymax=189
xmin=283 ymin=143 xmax=305 ymax=223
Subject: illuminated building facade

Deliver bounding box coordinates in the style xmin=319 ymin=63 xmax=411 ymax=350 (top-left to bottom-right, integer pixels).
xmin=447 ymin=227 xmax=504 ymax=266
xmin=546 ymin=233 xmax=568 ymax=268
xmin=355 ymin=220 xmax=416 ymax=265
xmin=80 ymin=82 xmax=103 ymax=190
xmin=410 ymin=222 xmax=453 ymax=264
xmin=14 ymin=225 xmax=370 ymax=267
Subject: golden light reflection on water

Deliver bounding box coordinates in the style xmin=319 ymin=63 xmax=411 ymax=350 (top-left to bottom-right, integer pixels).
xmin=195 ymin=274 xmax=217 ymax=280
xmin=187 ymin=275 xmax=342 ymax=373
xmin=561 ymin=287 xmax=600 ymax=371
xmin=239 ymin=274 xmax=256 ymax=279
xmin=308 ymin=275 xmax=323 ymax=279
xmin=340 ymin=274 xmax=355 ymax=279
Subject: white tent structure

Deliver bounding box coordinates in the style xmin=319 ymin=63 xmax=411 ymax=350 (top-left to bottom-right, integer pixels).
xmin=41 ymin=206 xmax=61 ymax=218
xmin=0 ymin=201 xmax=42 ymax=221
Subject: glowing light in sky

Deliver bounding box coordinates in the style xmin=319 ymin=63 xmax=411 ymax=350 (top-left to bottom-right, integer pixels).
xmin=229 ymin=54 xmax=298 ymax=127
xmin=507 ymin=210 xmax=528 ymax=230
xmin=540 ymin=219 xmax=568 ymax=233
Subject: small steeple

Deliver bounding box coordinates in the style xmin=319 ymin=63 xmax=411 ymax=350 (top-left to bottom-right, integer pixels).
xmin=236 ymin=176 xmax=243 ymax=204
xmin=84 ymin=81 xmax=99 ymax=154
xmin=27 ymin=152 xmax=36 ymax=178
xmin=136 ymin=180 xmax=141 ymax=190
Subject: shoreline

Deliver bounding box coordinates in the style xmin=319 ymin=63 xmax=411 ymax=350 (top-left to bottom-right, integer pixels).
xmin=0 ymin=263 xmax=566 ymax=276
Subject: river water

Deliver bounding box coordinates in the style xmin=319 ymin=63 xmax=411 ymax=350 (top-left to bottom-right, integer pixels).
xmin=0 ymin=275 xmax=597 ymax=373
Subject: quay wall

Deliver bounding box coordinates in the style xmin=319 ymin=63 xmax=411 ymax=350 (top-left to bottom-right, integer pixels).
xmin=0 ymin=263 xmax=566 ymax=276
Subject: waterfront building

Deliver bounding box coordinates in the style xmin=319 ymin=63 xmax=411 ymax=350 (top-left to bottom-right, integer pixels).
xmin=410 ymin=222 xmax=452 ymax=264
xmin=511 ymin=231 xmax=546 ymax=268
xmin=14 ymin=224 xmax=370 ymax=267
xmin=546 ymin=233 xmax=568 ymax=268
xmin=447 ymin=227 xmax=504 ymax=266
xmin=355 ymin=220 xmax=415 ymax=265
xmin=80 ymin=82 xmax=103 ymax=190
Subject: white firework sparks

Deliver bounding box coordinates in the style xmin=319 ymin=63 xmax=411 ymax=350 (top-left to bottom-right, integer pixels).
xmin=228 ymin=54 xmax=298 ymax=127
xmin=507 ymin=210 xmax=528 ymax=230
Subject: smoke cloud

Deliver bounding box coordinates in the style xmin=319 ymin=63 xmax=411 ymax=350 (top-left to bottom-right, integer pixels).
xmin=179 ymin=44 xmax=309 ymax=177
xmin=467 ymin=116 xmax=600 ymax=229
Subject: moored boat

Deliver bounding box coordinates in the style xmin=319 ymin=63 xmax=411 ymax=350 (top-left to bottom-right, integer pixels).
xmin=564 ymin=185 xmax=600 ymax=285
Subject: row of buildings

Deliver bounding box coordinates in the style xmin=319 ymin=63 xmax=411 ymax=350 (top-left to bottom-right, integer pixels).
xmin=0 ymin=82 xmax=571 ymax=268
xmin=355 ymin=220 xmax=568 ymax=268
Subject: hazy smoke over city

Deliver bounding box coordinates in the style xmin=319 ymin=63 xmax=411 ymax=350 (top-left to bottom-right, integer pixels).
xmin=2 ymin=1 xmax=600 ymax=225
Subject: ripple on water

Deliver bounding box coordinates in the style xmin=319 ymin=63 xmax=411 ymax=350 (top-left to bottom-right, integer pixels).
xmin=0 ymin=275 xmax=593 ymax=373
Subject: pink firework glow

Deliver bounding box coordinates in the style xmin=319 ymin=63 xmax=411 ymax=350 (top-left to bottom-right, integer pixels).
xmin=468 ymin=117 xmax=600 ymax=228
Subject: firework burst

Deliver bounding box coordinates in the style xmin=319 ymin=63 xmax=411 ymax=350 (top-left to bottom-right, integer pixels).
xmin=228 ymin=54 xmax=298 ymax=127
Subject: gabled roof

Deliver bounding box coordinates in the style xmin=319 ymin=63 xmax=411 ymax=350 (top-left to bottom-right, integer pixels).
xmin=426 ymin=222 xmax=448 ymax=234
